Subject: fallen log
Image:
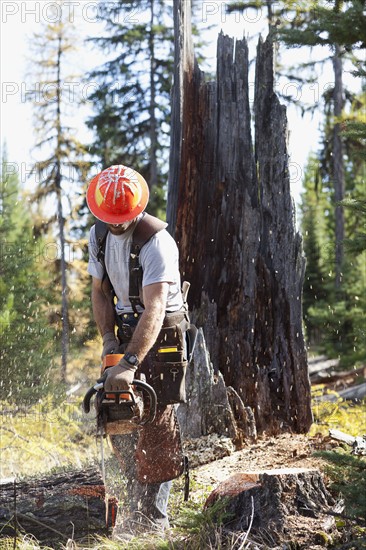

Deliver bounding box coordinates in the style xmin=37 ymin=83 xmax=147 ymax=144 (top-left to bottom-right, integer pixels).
xmin=329 ymin=429 xmax=366 ymax=456
xmin=205 ymin=468 xmax=341 ymax=546
xmin=337 ymin=382 xmax=366 ymax=402
xmin=318 ymin=382 xmax=366 ymax=403
xmin=308 ymin=356 xmax=340 ymax=377
xmin=311 ymin=365 xmax=365 ymax=386
xmin=0 ymin=466 xmax=117 ymax=547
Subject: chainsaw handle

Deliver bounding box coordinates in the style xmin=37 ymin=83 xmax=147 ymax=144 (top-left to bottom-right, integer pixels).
xmin=83 ymin=372 xmax=107 ymax=414
xmin=133 ymin=379 xmax=157 ymax=425
xmin=82 ymin=379 xmax=157 ymax=424
xmin=82 ymin=385 xmax=98 ymax=414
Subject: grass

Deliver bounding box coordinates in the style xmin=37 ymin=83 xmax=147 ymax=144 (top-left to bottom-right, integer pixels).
xmin=310 ymin=386 xmax=366 ymax=438
xmin=314 ymin=447 xmax=366 ymax=521
xmin=0 ymin=395 xmax=98 ymax=479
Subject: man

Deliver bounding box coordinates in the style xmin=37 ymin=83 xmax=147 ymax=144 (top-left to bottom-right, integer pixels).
xmin=86 ymin=164 xmax=189 ymax=535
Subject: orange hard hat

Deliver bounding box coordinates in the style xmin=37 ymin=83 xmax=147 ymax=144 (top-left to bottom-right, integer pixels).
xmin=86 ymin=165 xmax=149 ymax=223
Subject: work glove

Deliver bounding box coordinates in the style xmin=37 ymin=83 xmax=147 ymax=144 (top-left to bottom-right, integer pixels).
xmin=102 ymin=331 xmax=119 ymax=358
xmin=104 ymin=358 xmax=137 ymax=391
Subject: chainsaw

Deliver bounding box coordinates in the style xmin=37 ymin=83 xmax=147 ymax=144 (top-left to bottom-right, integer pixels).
xmin=82 ymin=354 xmax=157 ymax=437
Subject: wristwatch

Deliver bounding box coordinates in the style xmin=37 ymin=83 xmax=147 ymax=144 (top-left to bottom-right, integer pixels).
xmin=123 ymin=352 xmax=140 ymax=368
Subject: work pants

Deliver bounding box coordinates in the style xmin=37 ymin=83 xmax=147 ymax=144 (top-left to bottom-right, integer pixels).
xmin=110 ymin=403 xmax=182 ymax=530
xmin=110 ymin=430 xmax=172 ymax=528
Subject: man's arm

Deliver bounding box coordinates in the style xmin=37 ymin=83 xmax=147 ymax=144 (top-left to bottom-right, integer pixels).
xmin=91 ymin=277 xmax=119 ymax=356
xmin=126 ymin=281 xmax=169 ymax=362
xmin=91 ymin=277 xmax=116 ymax=335
xmin=104 ymin=281 xmax=169 ymax=391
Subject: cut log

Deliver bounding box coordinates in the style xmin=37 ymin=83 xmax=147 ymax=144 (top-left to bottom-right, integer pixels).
xmin=0 ymin=466 xmax=117 ymax=546
xmin=205 ymin=468 xmax=340 ymax=545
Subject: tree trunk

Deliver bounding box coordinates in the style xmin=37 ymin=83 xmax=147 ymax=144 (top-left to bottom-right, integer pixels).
xmin=56 ymin=163 xmax=69 ymax=382
xmin=149 ymin=0 xmax=158 ymax=190
xmin=0 ymin=467 xmax=116 ymax=547
xmin=56 ymin=30 xmax=69 ymax=381
xmin=332 ymin=44 xmax=345 ymax=290
xmin=168 ymin=0 xmax=312 ymax=436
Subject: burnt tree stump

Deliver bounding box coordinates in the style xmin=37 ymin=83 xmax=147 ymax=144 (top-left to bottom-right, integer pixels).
xmin=169 ymin=0 xmax=312 ymax=438
xmin=0 ymin=467 xmax=116 ymax=547
xmin=205 ymin=468 xmax=339 ymax=545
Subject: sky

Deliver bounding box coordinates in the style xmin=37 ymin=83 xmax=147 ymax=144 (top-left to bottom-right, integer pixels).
xmin=0 ymin=0 xmax=354 ymax=210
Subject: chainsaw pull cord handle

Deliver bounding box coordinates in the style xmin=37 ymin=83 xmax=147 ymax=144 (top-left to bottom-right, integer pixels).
xmin=82 ymin=377 xmax=157 ymax=424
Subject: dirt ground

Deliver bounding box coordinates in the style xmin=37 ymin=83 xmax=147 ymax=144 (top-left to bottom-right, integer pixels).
xmin=180 ymin=432 xmax=360 ymax=549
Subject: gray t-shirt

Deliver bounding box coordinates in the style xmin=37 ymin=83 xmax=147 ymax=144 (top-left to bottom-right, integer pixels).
xmin=87 ymin=221 xmax=183 ymax=314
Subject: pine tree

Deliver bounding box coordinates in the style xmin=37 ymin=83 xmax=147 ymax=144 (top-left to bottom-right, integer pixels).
xmin=85 ymin=0 xmax=174 ymax=217
xmin=266 ymin=0 xmax=365 ymax=365
xmin=301 ymin=113 xmax=366 ymax=363
xmin=27 ymin=1 xmax=89 ymax=379
xmin=300 ymin=155 xmax=330 ymax=344
xmin=276 ymin=0 xmax=365 ymax=284
xmin=0 ymin=150 xmax=57 ymax=404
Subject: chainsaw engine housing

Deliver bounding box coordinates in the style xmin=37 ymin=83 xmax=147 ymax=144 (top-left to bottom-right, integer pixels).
xmin=96 ymin=389 xmax=144 ymax=436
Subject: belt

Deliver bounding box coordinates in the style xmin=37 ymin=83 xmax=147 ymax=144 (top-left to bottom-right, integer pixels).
xmin=118 ymin=312 xmax=140 ymax=323
xmin=118 ymin=309 xmax=189 ymax=331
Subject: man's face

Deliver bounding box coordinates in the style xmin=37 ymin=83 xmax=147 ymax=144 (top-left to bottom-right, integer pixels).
xmin=107 ymin=220 xmax=135 ymax=235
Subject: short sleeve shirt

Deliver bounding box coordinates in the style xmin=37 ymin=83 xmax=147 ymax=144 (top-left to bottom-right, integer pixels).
xmin=87 ymin=222 xmax=183 ymax=314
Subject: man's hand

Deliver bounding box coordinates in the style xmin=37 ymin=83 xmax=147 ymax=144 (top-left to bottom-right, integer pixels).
xmin=104 ymin=358 xmax=136 ymax=391
xmin=102 ymin=331 xmax=119 ymax=358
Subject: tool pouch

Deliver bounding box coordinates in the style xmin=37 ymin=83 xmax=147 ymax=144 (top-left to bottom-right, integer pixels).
xmin=148 ymin=318 xmax=190 ymax=406
xmin=151 ymin=357 xmax=189 ymax=405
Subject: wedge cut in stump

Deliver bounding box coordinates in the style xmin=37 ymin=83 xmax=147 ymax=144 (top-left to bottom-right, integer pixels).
xmin=205 ymin=468 xmax=339 ymax=546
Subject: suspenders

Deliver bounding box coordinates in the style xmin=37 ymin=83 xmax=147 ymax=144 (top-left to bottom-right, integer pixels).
xmin=95 ymin=213 xmax=167 ymax=313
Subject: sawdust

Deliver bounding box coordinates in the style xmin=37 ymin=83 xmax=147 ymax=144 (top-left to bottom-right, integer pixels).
xmin=184 ymin=432 xmax=333 ymax=489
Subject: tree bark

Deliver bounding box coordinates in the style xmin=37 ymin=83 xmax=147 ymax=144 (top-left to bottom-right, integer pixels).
xmin=0 ymin=467 xmax=116 ymax=547
xmin=169 ymin=0 xmax=312 ymax=437
xmin=176 ymin=329 xmax=238 ymax=441
xmin=205 ymin=468 xmax=338 ymax=543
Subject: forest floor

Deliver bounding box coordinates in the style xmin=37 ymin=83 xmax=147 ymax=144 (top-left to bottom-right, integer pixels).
xmin=1 ymin=354 xmax=365 ymax=549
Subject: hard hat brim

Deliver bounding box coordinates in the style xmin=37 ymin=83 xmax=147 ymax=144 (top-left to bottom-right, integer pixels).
xmin=86 ymin=169 xmax=150 ymax=223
